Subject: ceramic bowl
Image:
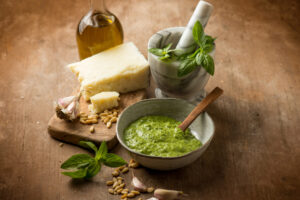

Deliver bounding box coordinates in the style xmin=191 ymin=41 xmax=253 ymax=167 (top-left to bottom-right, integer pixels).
xmin=116 ymin=98 xmax=215 ymax=170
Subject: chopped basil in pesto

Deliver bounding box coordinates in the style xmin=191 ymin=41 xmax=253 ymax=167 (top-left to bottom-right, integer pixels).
xmin=124 ymin=116 xmax=202 ymax=157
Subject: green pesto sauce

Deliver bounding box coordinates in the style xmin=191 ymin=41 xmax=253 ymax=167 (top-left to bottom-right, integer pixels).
xmin=124 ymin=116 xmax=202 ymax=157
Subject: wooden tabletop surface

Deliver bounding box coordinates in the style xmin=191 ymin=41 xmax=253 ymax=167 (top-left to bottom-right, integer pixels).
xmin=0 ymin=0 xmax=299 ymax=199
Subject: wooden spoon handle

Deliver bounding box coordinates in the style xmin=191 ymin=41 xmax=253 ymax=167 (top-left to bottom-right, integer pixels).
xmin=178 ymin=87 xmax=223 ymax=131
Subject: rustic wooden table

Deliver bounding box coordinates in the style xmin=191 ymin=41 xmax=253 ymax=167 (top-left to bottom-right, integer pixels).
xmin=0 ymin=0 xmax=299 ymax=199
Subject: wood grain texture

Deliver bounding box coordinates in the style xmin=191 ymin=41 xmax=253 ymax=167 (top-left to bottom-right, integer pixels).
xmin=48 ymin=90 xmax=146 ymax=150
xmin=0 ymin=0 xmax=300 ymax=200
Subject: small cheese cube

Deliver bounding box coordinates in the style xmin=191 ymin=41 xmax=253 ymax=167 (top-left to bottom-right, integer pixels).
xmin=68 ymin=42 xmax=149 ymax=100
xmin=89 ymin=92 xmax=120 ymax=113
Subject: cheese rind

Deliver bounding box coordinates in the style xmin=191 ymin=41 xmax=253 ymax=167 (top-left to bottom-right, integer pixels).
xmin=68 ymin=42 xmax=149 ymax=100
xmin=89 ymin=91 xmax=120 ymax=113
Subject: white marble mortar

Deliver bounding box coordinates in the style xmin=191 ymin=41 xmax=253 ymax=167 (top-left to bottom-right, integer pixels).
xmin=148 ymin=27 xmax=215 ymax=103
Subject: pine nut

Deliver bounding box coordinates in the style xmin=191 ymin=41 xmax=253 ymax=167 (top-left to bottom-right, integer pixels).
xmin=121 ymin=189 xmax=128 ymax=194
xmin=117 ymin=188 xmax=123 ymax=194
xmin=108 ymin=188 xmax=114 ymax=194
xmin=110 ymin=116 xmax=117 ymax=123
xmin=121 ymin=167 xmax=129 ymax=173
xmin=127 ymin=193 xmax=135 ymax=198
xmin=104 ymin=117 xmax=110 ymax=123
xmin=112 ymin=170 xmax=120 ymax=177
xmin=131 ymin=190 xmax=140 ymax=195
xmin=89 ymin=126 xmax=95 ymax=133
xmin=129 ymin=162 xmax=139 ymax=168
xmin=106 ymin=180 xmax=114 ymax=186
xmin=106 ymin=121 xmax=112 ymax=128
xmin=112 ymin=181 xmax=119 ymax=189
xmin=147 ymin=187 xmax=154 ymax=193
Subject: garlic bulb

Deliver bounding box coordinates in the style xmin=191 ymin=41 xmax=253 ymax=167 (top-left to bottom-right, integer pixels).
xmin=55 ymin=93 xmax=81 ymax=121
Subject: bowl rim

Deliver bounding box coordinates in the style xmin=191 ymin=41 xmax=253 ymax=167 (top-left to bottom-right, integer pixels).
xmin=116 ymin=98 xmax=215 ymax=160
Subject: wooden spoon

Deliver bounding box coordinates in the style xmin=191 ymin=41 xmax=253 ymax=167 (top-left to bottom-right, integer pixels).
xmin=179 ymin=87 xmax=223 ymax=131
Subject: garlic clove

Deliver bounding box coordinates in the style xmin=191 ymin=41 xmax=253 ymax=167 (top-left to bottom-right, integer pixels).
xmin=131 ymin=175 xmax=147 ymax=192
xmin=154 ymin=189 xmax=184 ymax=200
xmin=55 ymin=93 xmax=81 ymax=122
xmin=147 ymin=198 xmax=159 ymax=200
xmin=57 ymin=96 xmax=76 ymax=108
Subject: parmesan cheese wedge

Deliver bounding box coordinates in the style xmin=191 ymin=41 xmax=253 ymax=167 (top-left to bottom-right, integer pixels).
xmin=68 ymin=42 xmax=149 ymax=100
xmin=89 ymin=91 xmax=120 ymax=114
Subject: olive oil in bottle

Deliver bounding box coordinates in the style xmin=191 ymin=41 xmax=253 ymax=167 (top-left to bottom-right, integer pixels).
xmin=76 ymin=0 xmax=123 ymax=60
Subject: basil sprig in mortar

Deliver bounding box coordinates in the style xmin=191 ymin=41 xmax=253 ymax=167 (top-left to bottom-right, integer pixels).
xmin=61 ymin=141 xmax=126 ymax=179
xmin=148 ymin=21 xmax=216 ymax=77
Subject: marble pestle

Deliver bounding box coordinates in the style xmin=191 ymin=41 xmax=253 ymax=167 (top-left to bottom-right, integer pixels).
xmin=175 ymin=0 xmax=213 ymax=55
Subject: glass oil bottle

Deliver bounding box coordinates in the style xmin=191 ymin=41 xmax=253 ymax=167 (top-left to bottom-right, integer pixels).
xmin=76 ymin=0 xmax=123 ymax=60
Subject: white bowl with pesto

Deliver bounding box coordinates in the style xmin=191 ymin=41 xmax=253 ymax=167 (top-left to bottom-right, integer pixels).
xmin=116 ymin=98 xmax=215 ymax=170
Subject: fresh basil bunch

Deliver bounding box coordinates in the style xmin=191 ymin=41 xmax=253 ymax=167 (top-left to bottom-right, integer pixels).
xmin=61 ymin=141 xmax=126 ymax=179
xmin=148 ymin=21 xmax=216 ymax=77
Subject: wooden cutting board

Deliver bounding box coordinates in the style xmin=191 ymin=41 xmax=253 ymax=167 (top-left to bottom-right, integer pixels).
xmin=48 ymin=90 xmax=147 ymax=149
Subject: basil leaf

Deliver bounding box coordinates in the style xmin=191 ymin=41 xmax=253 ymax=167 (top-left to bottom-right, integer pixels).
xmin=102 ymin=153 xmax=127 ymax=168
xmin=61 ymin=154 xmax=94 ymax=170
xmin=148 ymin=48 xmax=164 ymax=56
xmin=192 ymin=21 xmax=204 ymax=47
xmin=159 ymin=54 xmax=171 ymax=61
xmin=79 ymin=141 xmax=98 ymax=153
xmin=163 ymin=43 xmax=172 ymax=51
xmin=202 ymin=54 xmax=215 ymax=75
xmin=85 ymin=160 xmax=101 ymax=178
xmin=177 ymin=59 xmax=198 ymax=77
xmin=203 ymin=35 xmax=215 ymax=44
xmin=61 ymin=168 xmax=87 ymax=179
xmin=95 ymin=141 xmax=108 ymax=161
xmin=187 ymin=48 xmax=201 ymax=59
xmin=196 ymin=53 xmax=204 ymax=65
xmin=203 ymin=44 xmax=214 ymax=53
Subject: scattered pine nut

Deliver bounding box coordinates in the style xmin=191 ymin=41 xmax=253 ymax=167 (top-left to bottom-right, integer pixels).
xmin=59 ymin=143 xmax=64 ymax=147
xmin=129 ymin=162 xmax=139 ymax=168
xmin=110 ymin=116 xmax=117 ymax=123
xmin=112 ymin=170 xmax=120 ymax=177
xmin=117 ymin=188 xmax=123 ymax=194
xmin=118 ymin=165 xmax=126 ymax=171
xmin=121 ymin=167 xmax=129 ymax=173
xmin=106 ymin=180 xmax=114 ymax=186
xmin=121 ymin=189 xmax=128 ymax=194
xmin=117 ymin=176 xmax=124 ymax=181
xmin=127 ymin=193 xmax=135 ymax=198
xmin=106 ymin=121 xmax=112 ymax=128
xmin=121 ymin=193 xmax=127 ymax=199
xmin=131 ymin=190 xmax=140 ymax=195
xmin=112 ymin=181 xmax=119 ymax=189
xmin=108 ymin=188 xmax=114 ymax=194
xmin=89 ymin=126 xmax=95 ymax=133
xmin=147 ymin=187 xmax=154 ymax=193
